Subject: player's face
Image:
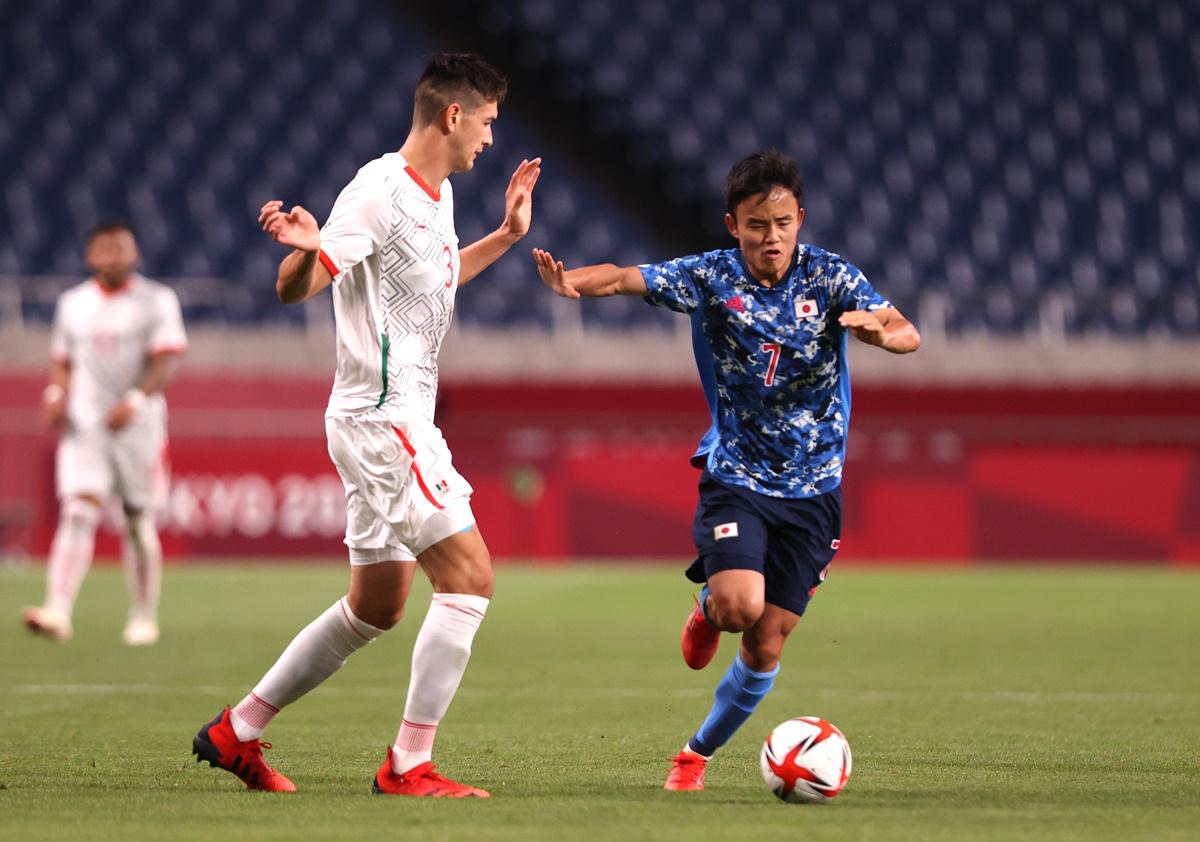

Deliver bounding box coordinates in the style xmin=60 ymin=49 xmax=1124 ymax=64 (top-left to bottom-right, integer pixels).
xmin=449 ymin=99 xmax=498 ymax=172
xmin=725 ymin=188 xmax=805 ymax=285
xmin=85 ymin=230 xmax=140 ymax=288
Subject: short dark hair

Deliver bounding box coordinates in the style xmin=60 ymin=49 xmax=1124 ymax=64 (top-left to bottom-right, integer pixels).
xmin=723 ymin=150 xmax=804 ymax=216
xmin=86 ymin=219 xmax=137 ymax=243
xmin=413 ymin=53 xmax=508 ymax=126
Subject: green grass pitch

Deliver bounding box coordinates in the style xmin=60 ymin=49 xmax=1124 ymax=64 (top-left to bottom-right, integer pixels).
xmin=1 ymin=563 xmax=1198 ymax=842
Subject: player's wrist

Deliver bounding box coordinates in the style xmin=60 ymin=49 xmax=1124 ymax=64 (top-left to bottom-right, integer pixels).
xmin=124 ymin=388 xmax=147 ymax=411
xmin=496 ymin=222 xmax=524 ymax=243
xmin=42 ymin=383 xmax=65 ymax=405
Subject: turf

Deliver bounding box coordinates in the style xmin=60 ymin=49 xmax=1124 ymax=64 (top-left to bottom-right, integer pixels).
xmin=1 ymin=563 xmax=1198 ymax=842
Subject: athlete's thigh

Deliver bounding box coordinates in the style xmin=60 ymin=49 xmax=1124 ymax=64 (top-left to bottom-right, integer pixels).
xmin=327 ymin=412 xmax=475 ymax=558
xmin=689 ymin=473 xmax=770 ymax=582
xmin=416 ymin=523 xmax=492 ymax=597
xmin=387 ymin=418 xmax=476 ymax=555
xmin=56 ymin=432 xmax=113 ymax=501
xmin=762 ymin=488 xmax=841 ymax=617
xmin=110 ymin=426 xmax=166 ymax=511
xmin=326 ymin=414 xmax=415 ymax=565
xmin=706 ymin=568 xmax=766 ymax=608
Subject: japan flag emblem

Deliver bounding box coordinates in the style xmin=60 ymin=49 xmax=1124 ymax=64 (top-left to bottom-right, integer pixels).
xmin=795 ymin=299 xmax=820 ymax=319
xmin=714 ymin=522 xmax=739 ymax=540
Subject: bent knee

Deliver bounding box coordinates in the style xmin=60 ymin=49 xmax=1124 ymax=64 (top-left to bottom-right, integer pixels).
xmin=61 ymin=496 xmax=102 ymax=528
xmin=444 ymin=554 xmax=494 ymax=598
xmin=347 ymin=597 xmax=404 ymax=631
xmin=710 ymin=596 xmax=765 ymax=632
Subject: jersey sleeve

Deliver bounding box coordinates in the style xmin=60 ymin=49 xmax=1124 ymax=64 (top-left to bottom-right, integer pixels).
xmin=150 ymin=288 xmax=188 ymax=354
xmin=639 ymin=253 xmax=710 ymax=314
xmin=828 ymin=256 xmax=891 ymax=313
xmin=317 ymin=172 xmax=393 ymax=282
xmin=49 ymin=295 xmax=70 ymax=363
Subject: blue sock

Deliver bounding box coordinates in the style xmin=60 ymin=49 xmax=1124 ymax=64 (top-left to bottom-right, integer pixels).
xmin=698 ymin=585 xmax=713 ymax=624
xmin=687 ymin=653 xmax=779 ymax=758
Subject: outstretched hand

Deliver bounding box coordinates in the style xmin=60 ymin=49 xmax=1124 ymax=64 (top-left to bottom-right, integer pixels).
xmin=532 ymin=248 xmax=579 ymax=299
xmin=501 ymin=158 xmax=542 ymax=239
xmin=838 ymin=310 xmax=887 ymax=347
xmin=259 ymin=200 xmax=320 ymax=252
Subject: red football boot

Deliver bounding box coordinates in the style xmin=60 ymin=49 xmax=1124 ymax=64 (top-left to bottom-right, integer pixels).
xmin=664 ymin=748 xmax=708 ymax=791
xmin=373 ymin=748 xmax=490 ymax=798
xmin=192 ymin=707 xmax=296 ymax=793
xmin=681 ymin=591 xmax=720 ymax=670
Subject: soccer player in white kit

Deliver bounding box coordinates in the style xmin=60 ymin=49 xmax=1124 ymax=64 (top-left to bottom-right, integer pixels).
xmin=21 ymin=221 xmax=187 ymax=646
xmin=191 ymin=54 xmax=541 ymax=797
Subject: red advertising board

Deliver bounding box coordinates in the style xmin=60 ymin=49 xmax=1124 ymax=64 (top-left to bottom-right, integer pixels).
xmin=1 ymin=375 xmax=1198 ymax=564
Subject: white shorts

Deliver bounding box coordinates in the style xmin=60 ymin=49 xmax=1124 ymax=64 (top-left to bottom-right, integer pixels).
xmin=56 ymin=427 xmax=168 ymax=511
xmin=325 ymin=411 xmax=475 ymax=564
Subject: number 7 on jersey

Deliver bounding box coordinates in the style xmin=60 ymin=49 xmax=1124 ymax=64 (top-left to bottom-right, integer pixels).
xmin=761 ymin=342 xmax=781 ymax=387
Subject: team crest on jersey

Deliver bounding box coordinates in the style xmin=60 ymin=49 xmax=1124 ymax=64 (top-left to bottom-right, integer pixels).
xmin=724 ymin=296 xmax=746 ymax=313
xmin=714 ymin=522 xmax=739 ymax=540
xmin=795 ymin=299 xmax=820 ymax=318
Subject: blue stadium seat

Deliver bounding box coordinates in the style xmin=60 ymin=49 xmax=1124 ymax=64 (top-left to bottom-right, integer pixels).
xmin=0 ymin=0 xmax=658 ymax=331
xmin=1 ymin=0 xmax=1197 ymax=335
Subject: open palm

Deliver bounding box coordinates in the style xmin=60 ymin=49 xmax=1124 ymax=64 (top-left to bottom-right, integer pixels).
xmin=502 ymin=158 xmax=542 ymax=238
xmin=258 ymin=200 xmax=320 ymax=252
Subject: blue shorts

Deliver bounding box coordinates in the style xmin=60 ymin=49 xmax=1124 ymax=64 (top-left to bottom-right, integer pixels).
xmin=686 ymin=472 xmax=842 ymax=617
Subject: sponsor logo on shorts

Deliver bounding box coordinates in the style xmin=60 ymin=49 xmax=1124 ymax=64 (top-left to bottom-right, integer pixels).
xmin=830 ymin=538 xmax=840 ymax=550
xmin=714 ymin=522 xmax=739 ymax=540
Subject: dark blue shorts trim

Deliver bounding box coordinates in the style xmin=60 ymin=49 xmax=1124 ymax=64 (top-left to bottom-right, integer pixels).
xmin=686 ymin=473 xmax=842 ymax=616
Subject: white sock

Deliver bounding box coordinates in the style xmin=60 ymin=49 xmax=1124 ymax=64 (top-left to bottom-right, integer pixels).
xmin=44 ymin=498 xmax=101 ymax=618
xmin=121 ymin=511 xmax=162 ymax=623
xmin=230 ymin=597 xmax=384 ymax=741
xmin=392 ymin=593 xmax=489 ymax=774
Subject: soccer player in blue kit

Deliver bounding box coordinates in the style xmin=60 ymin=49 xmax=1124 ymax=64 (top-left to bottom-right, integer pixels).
xmin=533 ymin=150 xmax=921 ymax=791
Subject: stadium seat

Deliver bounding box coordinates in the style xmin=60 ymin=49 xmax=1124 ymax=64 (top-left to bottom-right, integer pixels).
xmin=1 ymin=0 xmax=1196 ymax=335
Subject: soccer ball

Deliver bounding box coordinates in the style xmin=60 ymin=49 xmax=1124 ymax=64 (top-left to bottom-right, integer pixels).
xmin=760 ymin=717 xmax=852 ymax=803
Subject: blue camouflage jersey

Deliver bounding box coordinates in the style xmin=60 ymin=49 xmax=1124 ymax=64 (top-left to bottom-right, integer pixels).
xmin=641 ymin=244 xmax=891 ymax=498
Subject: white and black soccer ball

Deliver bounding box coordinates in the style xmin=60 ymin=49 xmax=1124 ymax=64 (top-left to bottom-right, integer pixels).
xmin=760 ymin=716 xmax=852 ymax=803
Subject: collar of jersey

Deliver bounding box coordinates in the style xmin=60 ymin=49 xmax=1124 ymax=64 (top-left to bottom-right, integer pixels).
xmin=91 ymin=273 xmax=139 ymax=296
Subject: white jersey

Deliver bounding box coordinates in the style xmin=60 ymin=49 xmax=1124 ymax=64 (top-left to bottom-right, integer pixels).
xmin=318 ymin=152 xmax=460 ymax=422
xmin=50 ymin=274 xmax=188 ymax=433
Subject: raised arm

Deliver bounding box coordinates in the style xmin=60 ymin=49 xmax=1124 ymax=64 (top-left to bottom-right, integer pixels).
xmin=258 ymin=200 xmax=333 ymax=304
xmin=459 ymin=158 xmax=542 ymax=286
xmin=532 ymin=248 xmax=647 ymax=298
xmin=837 ymin=307 xmax=921 ymax=354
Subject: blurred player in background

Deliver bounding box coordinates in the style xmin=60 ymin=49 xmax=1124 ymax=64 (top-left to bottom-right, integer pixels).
xmin=534 ymin=150 xmax=920 ymax=791
xmin=21 ymin=221 xmax=187 ymax=646
xmin=192 ymin=53 xmax=541 ymax=797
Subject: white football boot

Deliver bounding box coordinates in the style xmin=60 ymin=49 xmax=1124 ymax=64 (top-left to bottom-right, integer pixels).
xmin=121 ymin=616 xmax=160 ymax=646
xmin=21 ymin=606 xmax=74 ymax=642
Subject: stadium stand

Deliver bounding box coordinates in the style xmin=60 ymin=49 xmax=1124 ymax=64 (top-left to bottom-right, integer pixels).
xmin=472 ymin=0 xmax=1200 ymax=336
xmin=0 ymin=0 xmax=1197 ymax=335
xmin=0 ymin=0 xmax=665 ymax=330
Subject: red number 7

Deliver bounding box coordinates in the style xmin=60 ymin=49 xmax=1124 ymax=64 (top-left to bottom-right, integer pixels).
xmin=761 ymin=342 xmax=781 ymax=386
